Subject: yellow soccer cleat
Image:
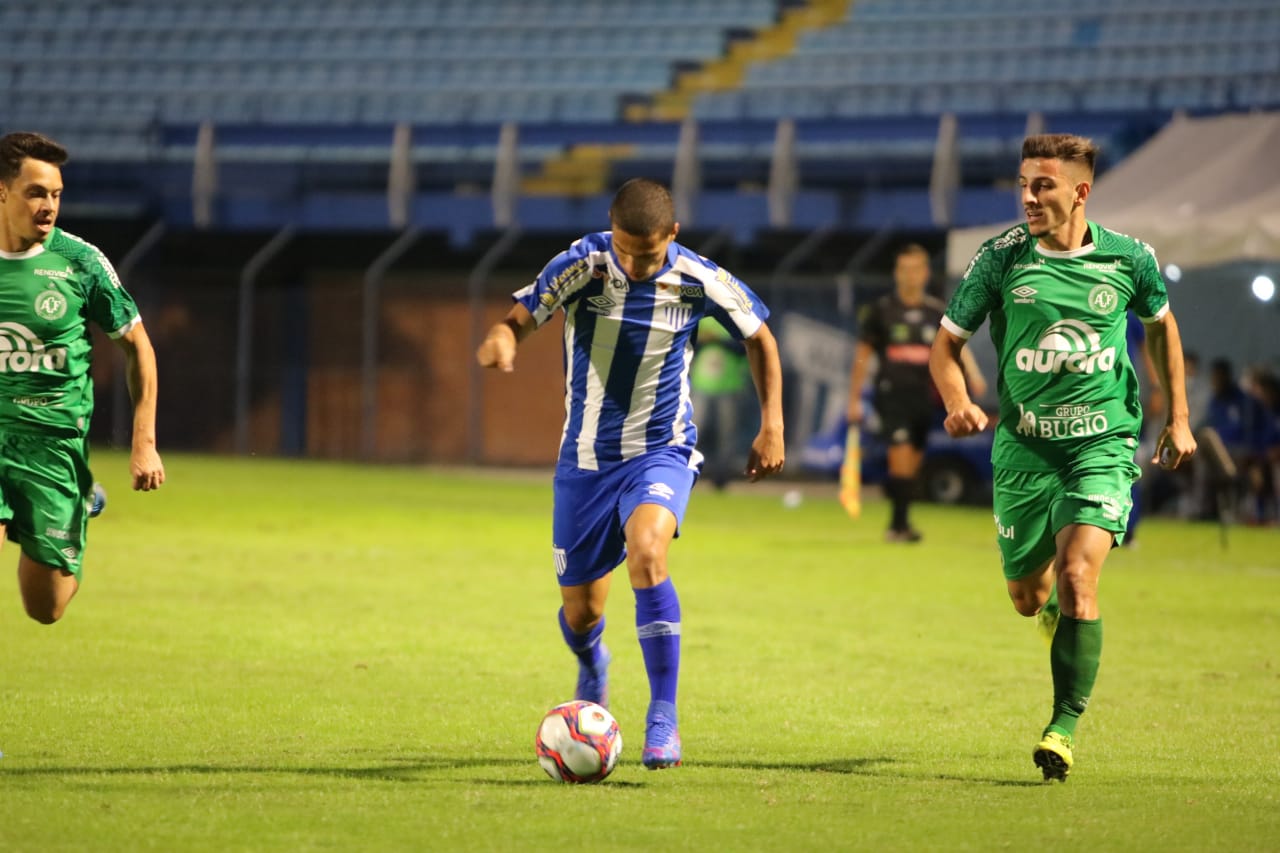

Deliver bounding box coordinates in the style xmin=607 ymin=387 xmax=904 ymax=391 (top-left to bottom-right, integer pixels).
xmin=1033 ymin=731 xmax=1074 ymax=782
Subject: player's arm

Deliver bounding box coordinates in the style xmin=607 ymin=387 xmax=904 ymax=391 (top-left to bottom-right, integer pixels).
xmin=476 ymin=303 xmax=536 ymax=373
xmin=959 ymin=345 xmax=989 ymax=400
xmin=846 ymin=340 xmax=875 ymax=424
xmin=113 ymin=322 xmax=165 ymax=491
xmin=1143 ymin=311 xmax=1197 ymax=469
xmin=742 ymin=322 xmax=785 ymax=481
xmin=930 ymin=326 xmax=989 ymax=438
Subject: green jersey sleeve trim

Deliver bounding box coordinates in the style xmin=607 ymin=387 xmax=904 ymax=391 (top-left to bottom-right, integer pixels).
xmin=1138 ymin=302 xmax=1169 ymax=324
xmin=109 ymin=315 xmax=141 ymax=339
xmin=940 ymin=315 xmax=973 ymax=339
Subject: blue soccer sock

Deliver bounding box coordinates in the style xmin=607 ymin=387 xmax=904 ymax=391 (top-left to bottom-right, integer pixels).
xmin=558 ymin=608 xmax=606 ymax=674
xmin=635 ymin=578 xmax=681 ymax=706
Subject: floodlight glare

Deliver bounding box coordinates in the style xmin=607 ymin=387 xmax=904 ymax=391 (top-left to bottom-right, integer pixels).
xmin=1251 ymin=275 xmax=1275 ymax=302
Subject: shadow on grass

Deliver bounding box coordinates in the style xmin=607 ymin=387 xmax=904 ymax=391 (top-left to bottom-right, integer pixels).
xmin=0 ymin=755 xmax=1044 ymax=787
xmin=0 ymin=756 xmax=645 ymax=787
xmin=696 ymin=757 xmax=1045 ymax=787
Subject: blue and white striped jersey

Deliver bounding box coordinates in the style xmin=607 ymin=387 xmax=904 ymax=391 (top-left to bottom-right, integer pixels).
xmin=514 ymin=231 xmax=770 ymax=473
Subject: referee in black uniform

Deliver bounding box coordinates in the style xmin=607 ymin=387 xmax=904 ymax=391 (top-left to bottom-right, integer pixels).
xmin=847 ymin=244 xmax=986 ymax=541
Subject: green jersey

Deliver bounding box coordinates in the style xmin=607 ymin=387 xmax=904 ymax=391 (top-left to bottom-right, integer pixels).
xmin=943 ymin=221 xmax=1168 ymax=472
xmin=0 ymin=227 xmax=140 ymax=438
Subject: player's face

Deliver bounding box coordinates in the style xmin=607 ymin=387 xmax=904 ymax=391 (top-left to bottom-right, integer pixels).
xmin=611 ymin=223 xmax=678 ymax=282
xmin=893 ymin=252 xmax=929 ymax=301
xmin=1019 ymin=158 xmax=1088 ymax=249
xmin=0 ymin=157 xmax=62 ymax=250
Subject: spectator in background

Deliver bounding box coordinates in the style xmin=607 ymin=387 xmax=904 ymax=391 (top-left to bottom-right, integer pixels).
xmin=1194 ymin=359 xmax=1272 ymax=521
xmin=1241 ymin=366 xmax=1279 ymax=524
xmin=689 ymin=315 xmax=752 ymax=489
xmin=846 ymin=244 xmax=986 ymax=543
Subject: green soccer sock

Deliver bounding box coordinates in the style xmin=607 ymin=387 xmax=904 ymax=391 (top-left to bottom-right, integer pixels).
xmin=1047 ymin=614 xmax=1103 ymax=738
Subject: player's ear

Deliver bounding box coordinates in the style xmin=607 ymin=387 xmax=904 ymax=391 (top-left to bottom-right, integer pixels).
xmin=1074 ymin=179 xmax=1092 ymax=206
xmin=670 ymin=221 xmax=680 ymax=241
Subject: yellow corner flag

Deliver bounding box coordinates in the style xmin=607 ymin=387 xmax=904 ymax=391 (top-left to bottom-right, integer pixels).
xmin=839 ymin=424 xmax=862 ymax=519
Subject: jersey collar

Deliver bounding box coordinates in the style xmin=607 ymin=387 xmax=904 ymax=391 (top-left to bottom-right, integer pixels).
xmin=0 ymin=242 xmax=47 ymax=260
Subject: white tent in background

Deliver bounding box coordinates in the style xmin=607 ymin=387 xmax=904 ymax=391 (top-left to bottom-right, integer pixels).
xmin=946 ymin=111 xmax=1280 ymax=277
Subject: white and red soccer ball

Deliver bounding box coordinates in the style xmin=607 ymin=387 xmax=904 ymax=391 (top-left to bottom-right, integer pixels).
xmin=535 ymin=700 xmax=622 ymax=783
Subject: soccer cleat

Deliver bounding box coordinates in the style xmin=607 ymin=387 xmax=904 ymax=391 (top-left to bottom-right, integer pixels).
xmin=1036 ymin=599 xmax=1060 ymax=649
xmin=1033 ymin=731 xmax=1074 ymax=782
xmin=89 ymin=483 xmax=107 ymax=519
xmin=574 ymin=644 xmax=610 ymax=709
xmin=884 ymin=527 xmax=923 ymax=544
xmin=642 ymin=700 xmax=683 ymax=769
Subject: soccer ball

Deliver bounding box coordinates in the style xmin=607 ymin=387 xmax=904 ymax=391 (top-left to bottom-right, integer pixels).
xmin=535 ymin=700 xmax=622 ymax=783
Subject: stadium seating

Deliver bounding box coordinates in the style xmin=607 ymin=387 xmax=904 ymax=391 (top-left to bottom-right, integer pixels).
xmin=1 ymin=0 xmax=1276 ymax=235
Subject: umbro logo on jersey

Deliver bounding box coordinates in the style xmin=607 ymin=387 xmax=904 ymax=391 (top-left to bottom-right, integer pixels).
xmin=0 ymin=322 xmax=68 ymax=373
xmin=647 ymin=482 xmax=676 ymax=500
xmin=1011 ymin=285 xmax=1037 ymax=304
xmin=585 ymin=294 xmax=615 ymax=315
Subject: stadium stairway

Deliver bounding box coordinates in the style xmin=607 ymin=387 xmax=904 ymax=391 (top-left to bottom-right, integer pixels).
xmin=520 ymin=0 xmax=851 ymax=196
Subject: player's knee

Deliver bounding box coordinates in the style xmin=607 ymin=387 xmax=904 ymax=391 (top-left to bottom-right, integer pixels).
xmin=1009 ymin=591 xmax=1041 ymax=618
xmin=23 ymin=600 xmax=65 ymax=625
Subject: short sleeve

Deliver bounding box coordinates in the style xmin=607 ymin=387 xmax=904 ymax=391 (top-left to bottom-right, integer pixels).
xmin=80 ymin=246 xmax=140 ymax=338
xmin=1129 ymin=240 xmax=1169 ymax=322
xmin=943 ymin=239 xmax=1005 ymax=338
xmin=704 ymin=266 xmax=768 ymax=340
xmin=512 ymin=235 xmax=599 ymax=327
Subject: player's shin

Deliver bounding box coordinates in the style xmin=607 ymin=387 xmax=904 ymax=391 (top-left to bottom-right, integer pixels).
xmin=634 ymin=578 xmax=681 ymax=705
xmin=559 ymin=608 xmax=610 ymax=706
xmin=1047 ymin=614 xmax=1103 ymax=737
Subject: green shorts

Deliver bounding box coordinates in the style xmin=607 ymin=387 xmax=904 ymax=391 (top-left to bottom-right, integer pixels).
xmin=0 ymin=432 xmax=94 ymax=578
xmin=992 ymin=455 xmax=1139 ymax=581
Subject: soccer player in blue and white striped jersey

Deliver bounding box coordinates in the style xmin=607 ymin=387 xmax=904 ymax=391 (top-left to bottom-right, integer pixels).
xmin=477 ymin=179 xmax=785 ymax=769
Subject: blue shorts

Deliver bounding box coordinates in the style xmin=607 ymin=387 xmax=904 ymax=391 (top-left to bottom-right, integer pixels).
xmin=552 ymin=446 xmax=700 ymax=587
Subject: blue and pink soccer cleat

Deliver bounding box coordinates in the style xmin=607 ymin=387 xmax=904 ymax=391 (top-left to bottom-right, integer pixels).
xmin=642 ymin=700 xmax=683 ymax=769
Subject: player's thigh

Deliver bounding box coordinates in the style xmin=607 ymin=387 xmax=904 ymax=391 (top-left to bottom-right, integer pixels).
xmin=0 ymin=435 xmax=92 ymax=580
xmin=993 ymin=467 xmax=1060 ymax=583
xmin=1050 ymin=454 xmax=1140 ymax=546
xmin=618 ymin=448 xmax=696 ymax=545
xmin=17 ymin=552 xmax=79 ymax=624
xmin=618 ymin=448 xmax=697 ymax=584
xmin=553 ymin=467 xmax=628 ymax=587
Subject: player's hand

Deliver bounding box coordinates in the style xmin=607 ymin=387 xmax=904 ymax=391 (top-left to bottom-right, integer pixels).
xmin=131 ymin=446 xmax=165 ymax=491
xmin=846 ymin=399 xmax=863 ymax=424
xmin=745 ymin=426 xmax=785 ymax=482
xmin=476 ymin=324 xmax=517 ymax=372
xmin=943 ymin=402 xmax=988 ymax=438
xmin=1153 ymin=421 xmax=1196 ymax=470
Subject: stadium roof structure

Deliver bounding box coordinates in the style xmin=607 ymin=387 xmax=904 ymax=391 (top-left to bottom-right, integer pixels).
xmin=946 ymin=110 xmax=1280 ymax=276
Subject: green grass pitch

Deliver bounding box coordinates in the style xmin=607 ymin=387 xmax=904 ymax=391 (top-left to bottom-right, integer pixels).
xmin=1 ymin=452 xmax=1277 ymax=851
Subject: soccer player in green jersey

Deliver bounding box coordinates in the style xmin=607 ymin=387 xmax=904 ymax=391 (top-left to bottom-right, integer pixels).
xmin=0 ymin=132 xmax=165 ymax=627
xmin=929 ymin=134 xmax=1197 ymax=781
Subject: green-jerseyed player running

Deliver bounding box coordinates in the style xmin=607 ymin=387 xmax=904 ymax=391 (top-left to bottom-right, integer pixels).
xmin=0 ymin=132 xmax=165 ymax=636
xmin=930 ymin=134 xmax=1197 ymax=782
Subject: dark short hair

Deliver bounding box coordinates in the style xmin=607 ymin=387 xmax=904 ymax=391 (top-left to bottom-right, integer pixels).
xmin=0 ymin=132 xmax=68 ymax=183
xmin=1021 ymin=133 xmax=1097 ymax=178
xmin=609 ymin=178 xmax=675 ymax=237
xmin=896 ymin=243 xmax=930 ymax=262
